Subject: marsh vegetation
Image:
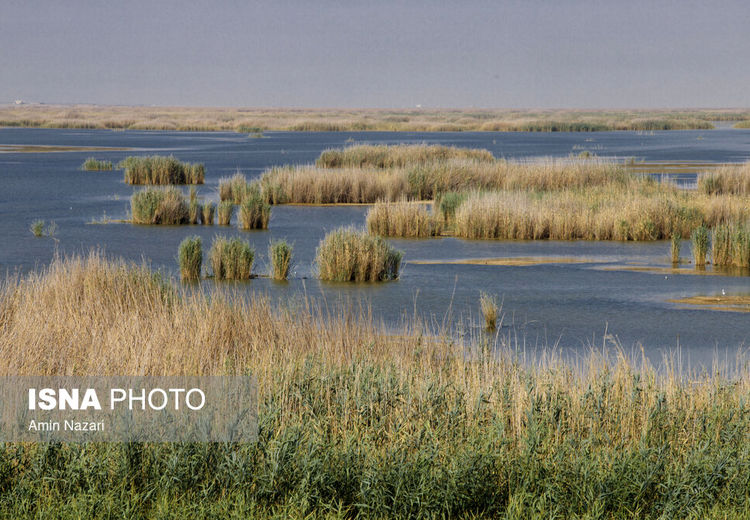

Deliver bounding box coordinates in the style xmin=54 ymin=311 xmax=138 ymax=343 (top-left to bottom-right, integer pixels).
xmin=120 ymin=155 xmax=205 ymax=185
xmin=316 ymin=227 xmax=402 ymax=282
xmin=81 ymin=157 xmax=113 ymax=170
xmin=0 ymin=254 xmax=747 ymax=518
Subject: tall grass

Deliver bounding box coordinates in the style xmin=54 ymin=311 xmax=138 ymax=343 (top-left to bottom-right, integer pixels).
xmin=670 ymin=233 xmax=681 ymax=264
xmin=258 ymin=157 xmax=635 ymax=204
xmin=479 ymin=292 xmax=500 ymax=331
xmin=177 ymin=236 xmax=202 ymax=280
xmin=201 ymin=202 xmax=215 ymax=225
xmin=188 ymin=200 xmax=201 ymax=224
xmin=366 ymin=200 xmax=442 ymax=238
xmin=0 ymin=254 xmax=747 ymax=517
xmin=711 ymin=224 xmax=750 ymax=268
xmin=209 ymin=236 xmax=255 ymax=280
xmin=436 ymin=191 xmax=467 ymax=224
xmin=120 ymin=155 xmax=205 ymax=185
xmin=130 ymin=187 xmax=189 ymax=225
xmin=219 ymin=172 xmax=253 ymax=204
xmin=238 ymin=190 xmax=271 ymax=230
xmin=81 ymin=157 xmax=113 ymax=170
xmin=316 ymin=144 xmax=495 ymax=168
xmin=316 ymin=227 xmax=402 ymax=281
xmin=30 ymin=219 xmax=44 ymax=237
xmin=217 ymin=201 xmax=234 ymax=226
xmin=691 ymin=226 xmax=710 ymax=267
xmin=698 ymin=162 xmax=750 ymax=195
xmin=268 ymin=239 xmax=293 ymax=280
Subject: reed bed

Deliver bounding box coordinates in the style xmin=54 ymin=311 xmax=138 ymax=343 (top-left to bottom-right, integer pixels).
xmin=238 ymin=190 xmax=271 ymax=230
xmin=257 ymin=157 xmax=635 ymax=204
xmin=699 ymin=161 xmax=750 ymax=195
xmin=4 ymin=104 xmax=738 ymax=132
xmin=366 ymin=200 xmax=442 ymax=238
xmin=177 ymin=236 xmax=202 ymax=280
xmin=120 ymin=155 xmax=205 ymax=185
xmin=316 ymin=227 xmax=402 ymax=281
xmin=452 ymin=188 xmax=750 ymax=241
xmin=81 ymin=157 xmax=113 ymax=170
xmin=268 ymin=239 xmax=293 ymax=280
xmin=188 ymin=200 xmax=201 ymax=225
xmin=711 ymin=224 xmax=750 ymax=268
xmin=670 ymin=233 xmax=681 ymax=264
xmin=0 ymin=253 xmax=748 ymax=517
xmin=479 ymin=292 xmax=500 ymax=331
xmin=130 ymin=187 xmax=189 ymax=225
xmin=316 ymin=144 xmax=495 ymax=168
xmin=209 ymin=236 xmax=254 ymax=280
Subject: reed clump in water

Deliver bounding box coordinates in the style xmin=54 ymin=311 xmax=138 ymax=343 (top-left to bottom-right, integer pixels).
xmin=209 ymin=236 xmax=254 ymax=280
xmin=120 ymin=155 xmax=205 ymax=185
xmin=711 ymin=224 xmax=750 ymax=268
xmin=316 ymin=227 xmax=402 ymax=282
xmin=177 ymin=236 xmax=202 ymax=280
xmin=479 ymin=292 xmax=500 ymax=331
xmin=30 ymin=219 xmax=45 ymax=237
xmin=698 ymin=161 xmax=750 ymax=195
xmin=200 ymin=202 xmax=215 ymax=225
xmin=670 ymin=233 xmax=681 ymax=264
xmin=691 ymin=226 xmax=710 ymax=267
xmin=316 ymin=144 xmax=495 ymax=168
xmin=268 ymin=239 xmax=293 ymax=280
xmin=0 ymin=253 xmax=747 ymax=517
xmin=217 ymin=201 xmax=234 ymax=226
xmin=238 ymin=189 xmax=271 ymax=230
xmin=130 ymin=187 xmax=190 ymax=225
xmin=81 ymin=157 xmax=113 ymax=170
xmin=219 ymin=172 xmax=253 ymax=204
xmin=366 ymin=200 xmax=442 ymax=238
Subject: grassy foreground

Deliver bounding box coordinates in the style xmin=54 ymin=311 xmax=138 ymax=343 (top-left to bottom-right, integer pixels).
xmin=0 ymin=254 xmax=748 ymax=518
xmin=2 ymin=104 xmax=746 ymax=132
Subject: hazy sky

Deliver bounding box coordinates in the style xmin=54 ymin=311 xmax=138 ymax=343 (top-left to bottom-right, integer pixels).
xmin=2 ymin=0 xmax=748 ymax=108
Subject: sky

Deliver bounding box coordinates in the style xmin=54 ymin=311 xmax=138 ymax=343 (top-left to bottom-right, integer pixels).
xmin=1 ymin=0 xmax=749 ymax=108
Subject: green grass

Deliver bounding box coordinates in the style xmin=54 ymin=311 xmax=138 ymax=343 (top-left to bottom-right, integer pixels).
xmin=316 ymin=144 xmax=495 ymax=168
xmin=436 ymin=191 xmax=468 ymax=224
xmin=209 ymin=236 xmax=255 ymax=280
xmin=29 ymin=219 xmax=44 ymax=237
xmin=711 ymin=224 xmax=750 ymax=268
xmin=81 ymin=157 xmax=113 ymax=170
xmin=316 ymin=227 xmax=402 ymax=282
xmin=217 ymin=201 xmax=234 ymax=226
xmin=188 ymin=200 xmax=201 ymax=225
xmin=130 ymin=187 xmax=189 ymax=225
xmin=177 ymin=236 xmax=202 ymax=280
xmin=238 ymin=189 xmax=271 ymax=230
xmin=268 ymin=239 xmax=293 ymax=280
xmin=119 ymin=155 xmax=205 ymax=185
xmin=691 ymin=226 xmax=710 ymax=267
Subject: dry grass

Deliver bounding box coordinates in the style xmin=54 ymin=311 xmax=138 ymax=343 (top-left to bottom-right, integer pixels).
xmin=219 ymin=172 xmax=253 ymax=204
xmin=268 ymin=239 xmax=293 ymax=281
xmin=699 ymin=161 xmax=750 ymax=195
xmin=316 ymin=227 xmax=402 ymax=282
xmin=209 ymin=236 xmax=254 ymax=280
xmin=120 ymin=155 xmax=205 ymax=185
xmin=130 ymin=187 xmax=190 ymax=225
xmin=316 ymin=144 xmax=495 ymax=168
xmin=366 ymin=200 xmax=442 ymax=238
xmin=1 ymin=104 xmax=740 ymax=132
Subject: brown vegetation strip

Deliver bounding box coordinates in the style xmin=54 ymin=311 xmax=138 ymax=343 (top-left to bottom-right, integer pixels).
xmin=410 ymin=257 xmax=592 ymax=267
xmin=668 ymin=295 xmax=750 ymax=313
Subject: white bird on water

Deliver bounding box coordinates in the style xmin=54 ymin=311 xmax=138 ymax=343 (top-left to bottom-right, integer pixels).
xmin=722 ymin=289 xmax=726 ymax=296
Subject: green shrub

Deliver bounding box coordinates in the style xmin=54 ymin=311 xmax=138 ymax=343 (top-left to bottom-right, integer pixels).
xmin=316 ymin=227 xmax=402 ymax=282
xmin=178 ymin=236 xmax=202 ymax=280
xmin=209 ymin=236 xmax=255 ymax=280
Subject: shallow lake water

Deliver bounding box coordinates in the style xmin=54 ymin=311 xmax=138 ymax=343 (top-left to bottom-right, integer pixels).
xmin=1 ymin=127 xmax=749 ymax=366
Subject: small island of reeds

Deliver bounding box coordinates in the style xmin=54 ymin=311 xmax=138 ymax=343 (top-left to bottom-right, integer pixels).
xmin=120 ymin=155 xmax=205 ymax=185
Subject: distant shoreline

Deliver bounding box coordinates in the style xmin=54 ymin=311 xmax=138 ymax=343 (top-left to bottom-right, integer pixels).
xmin=2 ymin=104 xmax=749 ymax=132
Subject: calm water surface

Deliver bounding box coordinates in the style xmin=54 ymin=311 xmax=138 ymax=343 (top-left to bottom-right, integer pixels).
xmin=1 ymin=128 xmax=749 ymax=365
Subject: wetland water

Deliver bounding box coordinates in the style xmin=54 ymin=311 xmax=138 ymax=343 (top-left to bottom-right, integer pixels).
xmin=1 ymin=127 xmax=749 ymax=365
